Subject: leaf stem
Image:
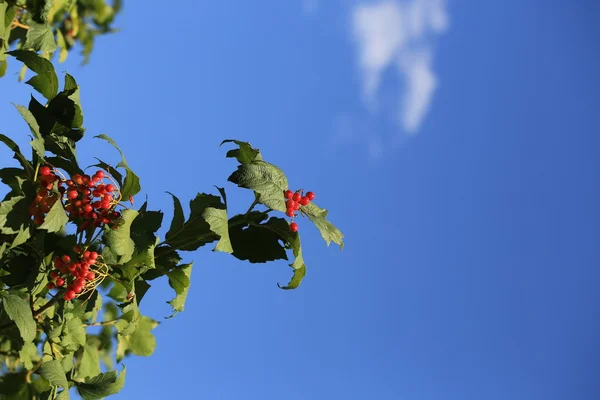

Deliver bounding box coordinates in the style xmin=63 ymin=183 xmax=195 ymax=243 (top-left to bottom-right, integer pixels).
xmin=245 ymin=198 xmax=259 ymax=214
xmin=83 ymin=319 xmax=118 ymax=327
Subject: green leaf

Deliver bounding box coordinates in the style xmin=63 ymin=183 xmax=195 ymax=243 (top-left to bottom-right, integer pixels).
xmin=0 ymin=196 xmax=30 ymax=235
xmin=229 ymin=220 xmax=288 ymax=263
xmin=23 ymin=22 xmax=57 ymax=53
xmin=13 ymin=104 xmax=45 ymax=159
xmin=19 ymin=341 xmax=38 ymax=370
xmin=38 ymin=200 xmax=68 ymax=233
xmin=115 ymin=301 xmax=140 ymax=336
xmin=104 ymin=209 xmax=138 ymax=264
xmin=166 ymin=263 xmax=192 ymax=318
xmin=38 ymin=360 xmax=68 ymax=388
xmin=76 ymin=366 xmax=126 ymax=400
xmin=7 ymin=50 xmax=59 ymax=100
xmin=60 ymin=317 xmax=86 ymax=351
xmin=203 ymin=206 xmax=232 ymax=253
xmin=228 ymin=160 xmax=288 ymax=211
xmin=300 ymin=203 xmax=344 ymax=248
xmin=221 ymin=139 xmax=263 ymax=164
xmin=94 ymin=134 xmax=141 ymax=198
xmin=165 ymin=192 xmax=184 ymax=240
xmin=116 ymin=317 xmax=158 ymax=360
xmin=75 ymin=344 xmax=101 ymax=381
xmin=0 ymin=292 xmax=36 ymax=342
xmin=0 ymin=133 xmax=34 ymax=176
xmin=10 ymin=226 xmax=31 ymax=249
xmin=165 ymin=193 xmax=224 ymax=251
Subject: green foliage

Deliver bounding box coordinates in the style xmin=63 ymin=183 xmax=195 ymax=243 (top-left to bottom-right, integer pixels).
xmin=0 ymin=50 xmax=344 ymax=398
xmin=0 ymin=0 xmax=122 ymax=78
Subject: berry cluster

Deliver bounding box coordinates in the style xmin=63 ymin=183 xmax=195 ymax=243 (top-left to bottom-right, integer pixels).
xmin=63 ymin=170 xmax=121 ymax=231
xmin=283 ymin=189 xmax=315 ymax=232
xmin=28 ymin=166 xmax=61 ymax=225
xmin=46 ymin=245 xmax=106 ymax=301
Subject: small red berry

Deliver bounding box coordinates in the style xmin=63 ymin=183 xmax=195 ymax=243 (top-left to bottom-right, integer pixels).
xmin=74 ymin=285 xmax=83 ymax=294
xmin=299 ymin=196 xmax=310 ymax=206
xmin=66 ymin=290 xmax=76 ymax=300
xmin=56 ymin=278 xmax=65 ymax=287
xmin=290 ymin=222 xmax=298 ymax=233
xmin=105 ymin=184 xmax=115 ymax=192
xmin=94 ymin=170 xmax=105 ymax=179
xmin=84 ymin=204 xmax=93 ymax=212
xmin=67 ymin=190 xmax=78 ymax=200
xmin=39 ymin=166 xmax=51 ymax=176
xmin=292 ymin=192 xmax=301 ymax=202
xmin=306 ymin=191 xmax=315 ymax=201
xmin=50 ymin=271 xmax=59 ymax=279
xmin=61 ymin=255 xmax=71 ymax=263
xmin=286 ymin=200 xmax=297 ymax=209
xmin=89 ymin=252 xmax=98 ymax=260
xmin=284 ymin=190 xmax=293 ymax=199
xmin=73 ymin=244 xmax=82 ymax=253
xmin=33 ymin=216 xmax=45 ymax=225
xmin=285 ymin=209 xmax=295 ymax=217
xmin=86 ymin=271 xmax=95 ymax=280
xmin=83 ymin=251 xmax=90 ymax=259
xmin=47 ymin=282 xmax=55 ymax=289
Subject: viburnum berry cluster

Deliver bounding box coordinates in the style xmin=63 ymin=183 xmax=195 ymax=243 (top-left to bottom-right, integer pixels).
xmin=28 ymin=166 xmax=61 ymax=225
xmin=283 ymin=189 xmax=316 ymax=232
xmin=46 ymin=245 xmax=107 ymax=301
xmin=63 ymin=170 xmax=121 ymax=231
xmin=28 ymin=165 xmax=123 ymax=231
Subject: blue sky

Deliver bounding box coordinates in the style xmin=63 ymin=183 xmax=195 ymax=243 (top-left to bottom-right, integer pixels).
xmin=2 ymin=1 xmax=600 ymax=399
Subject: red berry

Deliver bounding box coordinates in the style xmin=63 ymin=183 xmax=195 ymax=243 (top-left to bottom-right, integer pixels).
xmin=92 ymin=175 xmax=102 ymax=183
xmin=67 ymin=190 xmax=78 ymax=200
xmin=40 ymin=166 xmax=52 ymax=176
xmin=47 ymin=282 xmax=55 ymax=290
xmin=82 ymin=175 xmax=90 ymax=184
xmin=94 ymin=170 xmax=105 ymax=179
xmin=292 ymin=192 xmax=301 ymax=202
xmin=89 ymin=252 xmax=98 ymax=260
xmin=93 ymin=201 xmax=102 ymax=209
xmin=56 ymin=278 xmax=65 ymax=287
xmin=50 ymin=271 xmax=59 ymax=279
xmin=73 ymin=245 xmax=82 ymax=253
xmin=74 ymin=285 xmax=83 ymax=294
xmin=66 ymin=290 xmax=76 ymax=300
xmin=284 ymin=190 xmax=293 ymax=199
xmin=33 ymin=216 xmax=45 ymax=225
xmin=72 ymin=174 xmax=83 ymax=185
xmin=290 ymin=222 xmax=298 ymax=232
xmin=285 ymin=208 xmax=295 ymax=217
xmin=299 ymin=196 xmax=310 ymax=206
xmin=83 ymin=251 xmax=90 ymax=259
xmin=61 ymin=255 xmax=71 ymax=263
xmin=105 ymin=184 xmax=115 ymax=192
xmin=41 ymin=204 xmax=50 ymax=213
xmin=84 ymin=204 xmax=93 ymax=212
xmin=101 ymin=201 xmax=111 ymax=209
xmin=65 ymin=179 xmax=74 ymax=187
xmin=306 ymin=191 xmax=315 ymax=201
xmin=86 ymin=271 xmax=95 ymax=280
xmin=286 ymin=200 xmax=297 ymax=209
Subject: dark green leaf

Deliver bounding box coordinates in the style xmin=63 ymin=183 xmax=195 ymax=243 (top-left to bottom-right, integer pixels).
xmin=24 ymin=22 xmax=57 ymax=53
xmin=76 ymin=366 xmax=126 ymax=400
xmin=7 ymin=50 xmax=59 ymax=100
xmin=13 ymin=104 xmax=45 ymax=159
xmin=0 ymin=133 xmax=34 ymax=176
xmin=0 ymin=292 xmax=36 ymax=342
xmin=165 ymin=192 xmax=184 ymax=240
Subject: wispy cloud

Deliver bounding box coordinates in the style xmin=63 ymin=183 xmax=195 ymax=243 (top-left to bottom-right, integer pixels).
xmin=352 ymin=0 xmax=449 ymax=135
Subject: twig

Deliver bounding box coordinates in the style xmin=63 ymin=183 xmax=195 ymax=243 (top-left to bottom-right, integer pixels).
xmin=11 ymin=20 xmax=29 ymax=30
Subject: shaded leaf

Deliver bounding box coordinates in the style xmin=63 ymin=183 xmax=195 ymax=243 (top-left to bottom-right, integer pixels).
xmin=166 ymin=263 xmax=192 ymax=318
xmin=7 ymin=50 xmax=59 ymax=100
xmin=76 ymin=366 xmax=126 ymax=400
xmin=0 ymin=292 xmax=36 ymax=342
xmin=103 ymin=209 xmax=138 ymax=264
xmin=38 ymin=360 xmax=68 ymax=388
xmin=38 ymin=200 xmax=68 ymax=233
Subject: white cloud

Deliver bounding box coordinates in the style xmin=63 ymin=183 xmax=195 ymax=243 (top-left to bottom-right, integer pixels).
xmin=352 ymin=0 xmax=448 ymax=134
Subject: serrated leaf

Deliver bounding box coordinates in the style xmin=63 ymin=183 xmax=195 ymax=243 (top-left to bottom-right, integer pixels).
xmin=104 ymin=209 xmax=138 ymax=264
xmin=38 ymin=360 xmax=68 ymax=388
xmin=10 ymin=226 xmax=30 ymax=249
xmin=166 ymin=263 xmax=192 ymax=318
xmin=165 ymin=193 xmax=224 ymax=251
xmin=203 ymin=207 xmax=232 ymax=253
xmin=165 ymin=192 xmax=184 ymax=240
xmin=76 ymin=366 xmax=126 ymax=400
xmin=228 ymin=160 xmax=288 ymax=211
xmin=60 ymin=317 xmax=86 ymax=351
xmin=0 ymin=293 xmax=36 ymax=342
xmin=94 ymin=134 xmax=140 ymax=198
xmin=221 ymin=139 xmax=263 ymax=164
xmin=24 ymin=21 xmax=57 ymax=53
xmin=19 ymin=341 xmax=38 ymax=370
xmin=117 ymin=316 xmax=158 ymax=361
xmin=300 ymin=203 xmax=344 ymax=248
xmin=38 ymin=200 xmax=68 ymax=233
xmin=229 ymin=221 xmax=288 ymax=263
xmin=0 ymin=195 xmax=30 ymax=235
xmin=75 ymin=344 xmax=101 ymax=381
xmin=8 ymin=50 xmax=59 ymax=100
xmin=13 ymin=104 xmax=45 ymax=159
xmin=0 ymin=133 xmax=34 ymax=176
